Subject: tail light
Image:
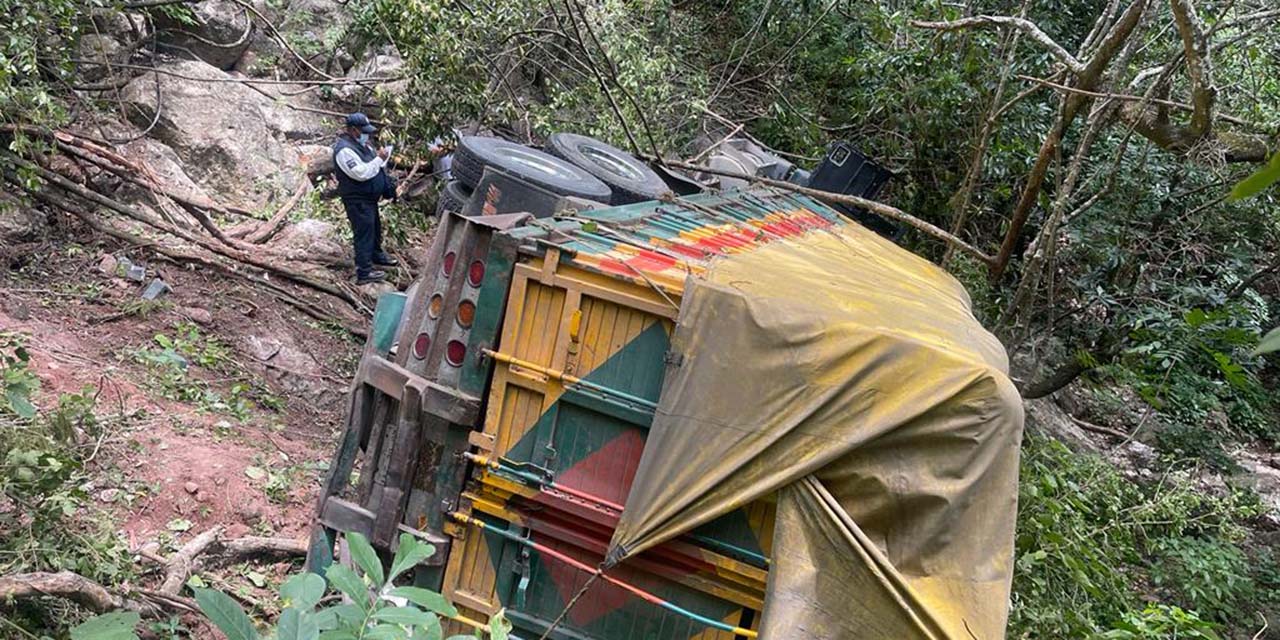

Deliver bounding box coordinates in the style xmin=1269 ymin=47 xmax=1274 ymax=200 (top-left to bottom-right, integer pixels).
xmin=442 ymin=252 xmax=457 ymax=276
xmin=412 ymin=333 xmax=431 ymax=359
xmin=457 ymin=300 xmax=476 ymax=328
xmin=467 ymin=260 xmax=485 ymax=287
xmin=428 ymin=294 xmax=444 ymax=318
xmin=446 ymin=340 xmax=466 ymax=367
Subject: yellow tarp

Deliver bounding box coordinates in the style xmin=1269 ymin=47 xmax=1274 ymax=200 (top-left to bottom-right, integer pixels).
xmin=605 ymin=221 xmax=1024 ymax=639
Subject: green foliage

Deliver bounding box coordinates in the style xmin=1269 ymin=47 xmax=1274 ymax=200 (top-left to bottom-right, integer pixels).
xmin=1 ymin=331 xmax=39 ymax=419
xmin=0 ymin=0 xmax=84 ymax=127
xmin=73 ymin=532 xmax=504 ymax=640
xmin=1 ymin=341 xmax=133 ymax=637
xmin=69 ymin=611 xmax=141 ymax=640
xmin=1092 ymin=605 xmax=1222 ymax=640
xmin=1148 ymin=537 xmax=1254 ymax=623
xmin=1010 ymin=435 xmax=1268 ymax=638
xmin=131 ymin=322 xmax=282 ymax=420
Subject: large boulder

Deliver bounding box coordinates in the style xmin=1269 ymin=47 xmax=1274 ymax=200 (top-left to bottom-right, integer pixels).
xmin=0 ymin=192 xmax=46 ymax=244
xmin=115 ymin=137 xmax=216 ymax=207
xmin=153 ymin=0 xmax=255 ymax=70
xmin=121 ymin=60 xmax=305 ymax=208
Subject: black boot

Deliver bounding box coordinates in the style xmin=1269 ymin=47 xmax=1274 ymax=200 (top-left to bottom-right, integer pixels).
xmin=356 ymin=269 xmax=387 ymax=284
xmin=373 ymin=253 xmax=398 ymax=267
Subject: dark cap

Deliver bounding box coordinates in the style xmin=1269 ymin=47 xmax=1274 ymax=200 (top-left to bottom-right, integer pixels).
xmin=344 ymin=112 xmax=377 ymax=134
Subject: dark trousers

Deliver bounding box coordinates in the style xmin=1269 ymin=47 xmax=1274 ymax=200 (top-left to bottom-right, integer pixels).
xmin=342 ymin=199 xmax=383 ymax=275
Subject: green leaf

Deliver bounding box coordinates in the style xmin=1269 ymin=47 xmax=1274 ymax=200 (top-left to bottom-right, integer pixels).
xmin=363 ymin=625 xmax=409 ymax=640
xmin=193 ymin=588 xmax=258 ymax=640
xmin=372 ymin=607 xmax=435 ymax=627
xmin=314 ymin=603 xmax=364 ymax=631
xmin=5 ymin=388 xmax=36 ymax=418
xmin=70 ymin=612 xmax=141 ymax=640
xmin=1254 ymin=327 xmax=1280 ymax=356
xmin=388 ymin=534 xmax=436 ymax=583
xmin=347 ymin=532 xmax=385 ymax=586
xmin=324 ymin=564 xmax=370 ymax=609
xmin=318 ymin=631 xmax=358 ymax=640
xmin=409 ymin=614 xmax=443 ymax=640
xmin=282 ymin=572 xmax=327 ymax=610
xmin=387 ymin=587 xmax=457 ymax=618
xmin=276 ymin=608 xmax=320 ymax=640
xmin=1228 ymin=152 xmax=1280 ymax=201
xmin=489 ymin=609 xmax=511 ymax=640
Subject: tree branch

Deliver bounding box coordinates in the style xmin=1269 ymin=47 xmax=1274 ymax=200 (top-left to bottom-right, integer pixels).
xmin=912 ymin=16 xmax=1086 ymax=75
xmin=1169 ymin=0 xmax=1216 ymax=136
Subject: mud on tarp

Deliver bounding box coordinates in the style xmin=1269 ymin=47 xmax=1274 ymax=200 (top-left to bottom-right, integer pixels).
xmin=605 ymin=221 xmax=1024 ymax=639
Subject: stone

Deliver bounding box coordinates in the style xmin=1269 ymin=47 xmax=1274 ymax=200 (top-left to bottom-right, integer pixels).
xmin=237 ymin=503 xmax=263 ymax=525
xmin=97 ymin=254 xmax=119 ymax=275
xmin=77 ymin=34 xmax=125 ymax=82
xmin=272 ymin=218 xmax=349 ymax=268
xmin=153 ymin=0 xmax=256 ymax=70
xmin=245 ymin=332 xmax=339 ymax=407
xmin=183 ymin=481 xmax=199 ymax=494
xmin=120 ymin=60 xmax=305 ymax=208
xmin=341 ymin=53 xmax=407 ymax=102
xmin=0 ymin=191 xmax=47 ymax=244
xmin=116 ymin=137 xmax=215 ymax=209
xmin=182 ymin=307 xmax=214 ymax=325
xmin=297 ymin=144 xmax=335 ymax=176
xmin=1023 ymin=398 xmax=1100 ymax=453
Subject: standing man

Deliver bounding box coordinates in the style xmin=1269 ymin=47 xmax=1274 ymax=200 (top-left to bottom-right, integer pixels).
xmin=333 ymin=112 xmax=398 ymax=284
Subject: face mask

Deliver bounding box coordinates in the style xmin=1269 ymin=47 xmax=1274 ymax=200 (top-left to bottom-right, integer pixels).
xmin=358 ymin=133 xmax=369 ymax=145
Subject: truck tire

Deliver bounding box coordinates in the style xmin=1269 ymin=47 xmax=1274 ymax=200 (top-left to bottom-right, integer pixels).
xmin=544 ymin=132 xmax=669 ymax=205
xmin=435 ymin=180 xmax=472 ymax=216
xmin=453 ymin=136 xmax=613 ymax=203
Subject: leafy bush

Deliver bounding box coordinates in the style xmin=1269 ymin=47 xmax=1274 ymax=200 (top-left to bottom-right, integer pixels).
xmin=72 ymin=532 xmax=510 ymax=640
xmin=1092 ymin=604 xmax=1222 ymax=640
xmin=1148 ymin=537 xmax=1254 ymax=624
xmin=1010 ymin=435 xmax=1266 ymax=638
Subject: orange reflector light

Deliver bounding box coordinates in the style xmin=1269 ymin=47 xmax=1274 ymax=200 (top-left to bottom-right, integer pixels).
xmin=412 ymin=333 xmax=431 ymax=359
xmin=468 ymin=260 xmax=485 ymax=287
xmin=446 ymin=340 xmax=466 ymax=367
xmin=442 ymin=252 xmax=456 ymax=276
xmin=428 ymin=294 xmax=444 ymax=318
xmin=457 ymin=300 xmax=476 ymax=328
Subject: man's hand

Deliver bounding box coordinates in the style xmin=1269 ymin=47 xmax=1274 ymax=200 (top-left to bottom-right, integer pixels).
xmin=376 ymin=146 xmax=390 ymax=159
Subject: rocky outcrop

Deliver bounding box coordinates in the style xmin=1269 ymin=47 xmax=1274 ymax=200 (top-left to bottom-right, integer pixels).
xmin=0 ymin=192 xmax=47 ymax=244
xmin=153 ymin=0 xmax=255 ymax=70
xmin=245 ymin=332 xmax=340 ymax=407
xmin=272 ymin=219 xmax=348 ymax=267
xmin=116 ymin=137 xmax=215 ymax=206
xmin=120 ymin=59 xmax=309 ymax=208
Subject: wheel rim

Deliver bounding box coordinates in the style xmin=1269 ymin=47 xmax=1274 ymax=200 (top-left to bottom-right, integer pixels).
xmin=499 ymin=144 xmax=579 ymax=180
xmin=578 ymin=143 xmax=644 ymax=181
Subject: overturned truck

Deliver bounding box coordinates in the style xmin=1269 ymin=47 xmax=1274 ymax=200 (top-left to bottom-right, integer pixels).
xmin=308 ymin=174 xmax=1024 ymax=639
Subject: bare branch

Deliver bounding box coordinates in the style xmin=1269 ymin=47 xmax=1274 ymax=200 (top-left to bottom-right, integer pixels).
xmin=912 ymin=16 xmax=1087 ymax=75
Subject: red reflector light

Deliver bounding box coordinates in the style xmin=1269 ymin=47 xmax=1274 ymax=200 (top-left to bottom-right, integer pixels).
xmin=457 ymin=300 xmax=476 ymax=328
xmin=467 ymin=260 xmax=485 ymax=287
xmin=442 ymin=252 xmax=456 ymax=276
xmin=412 ymin=333 xmax=431 ymax=359
xmin=445 ymin=340 xmax=466 ymax=367
xmin=428 ymin=294 xmax=443 ymax=318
